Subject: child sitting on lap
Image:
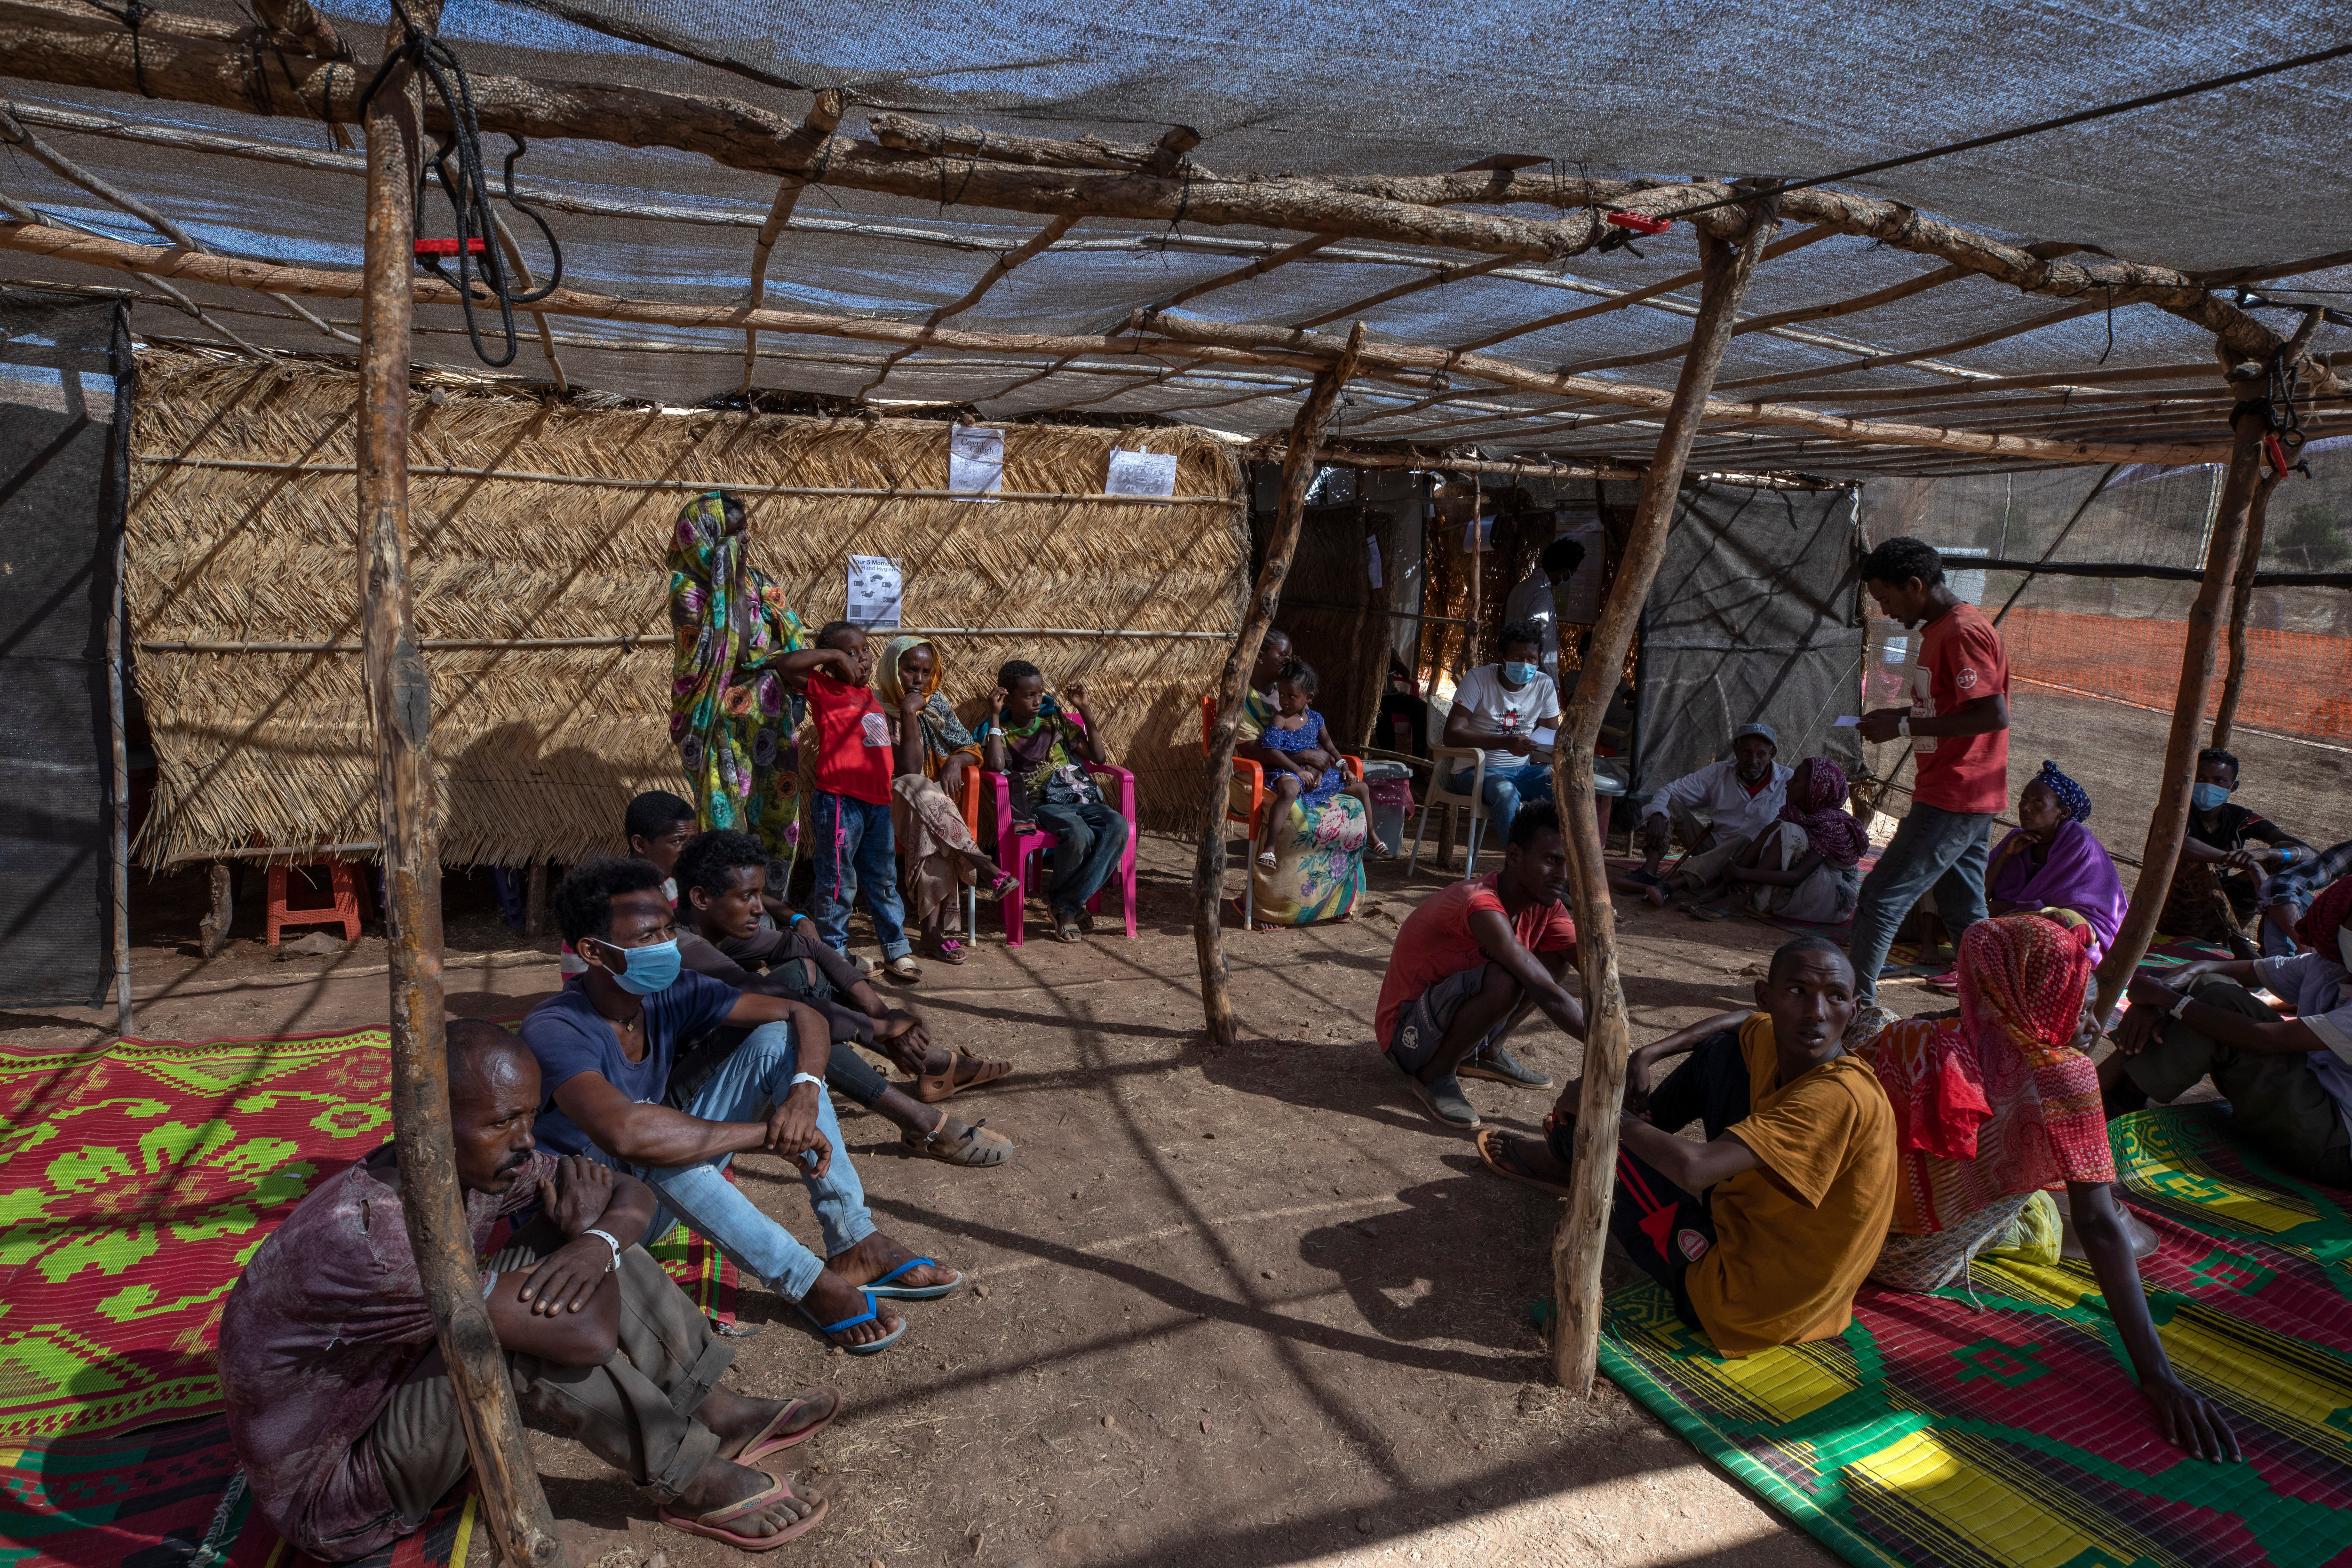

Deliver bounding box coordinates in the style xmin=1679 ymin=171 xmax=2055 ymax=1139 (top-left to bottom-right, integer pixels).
xmin=1252 ymin=659 xmax=1374 ymax=868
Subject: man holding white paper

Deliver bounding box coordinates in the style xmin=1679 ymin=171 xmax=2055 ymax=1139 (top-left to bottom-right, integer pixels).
xmin=1441 ymin=622 xmax=1563 ymax=851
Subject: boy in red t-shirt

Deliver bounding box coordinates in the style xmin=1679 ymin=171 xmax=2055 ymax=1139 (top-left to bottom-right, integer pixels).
xmin=1372 ymin=802 xmax=1587 ymax=1129
xmin=779 ymin=623 xmax=917 ymax=979
xmin=1848 ymin=537 xmax=2013 ymax=1002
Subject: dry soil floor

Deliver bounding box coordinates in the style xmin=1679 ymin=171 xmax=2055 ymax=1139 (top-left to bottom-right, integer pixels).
xmin=9 ymin=834 xmax=1862 ymax=1568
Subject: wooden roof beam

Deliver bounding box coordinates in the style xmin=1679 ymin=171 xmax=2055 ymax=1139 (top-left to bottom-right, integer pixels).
xmin=0 ymin=0 xmax=2317 ymax=385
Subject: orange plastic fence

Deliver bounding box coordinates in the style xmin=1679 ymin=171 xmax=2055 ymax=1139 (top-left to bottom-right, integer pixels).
xmin=2000 ymin=607 xmax=2352 ymax=740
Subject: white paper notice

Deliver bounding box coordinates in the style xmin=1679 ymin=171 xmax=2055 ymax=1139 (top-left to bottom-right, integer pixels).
xmin=1833 ymin=715 xmax=1861 ymax=727
xmin=948 ymin=425 xmax=1004 ymax=502
xmin=1530 ymin=726 xmax=1559 ymax=751
xmin=1366 ymin=535 xmax=1383 ymax=589
xmin=846 ymin=555 xmax=902 ymax=629
xmin=1105 ymin=448 xmax=1178 ymax=499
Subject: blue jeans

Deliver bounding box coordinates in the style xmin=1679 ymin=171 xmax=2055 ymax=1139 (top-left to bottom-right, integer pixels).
xmin=1034 ymin=800 xmax=1129 ymax=916
xmin=811 ymin=790 xmax=910 ymax=961
xmin=1447 ymin=760 xmax=1554 ymax=847
xmin=1846 ymin=801 xmax=1993 ymax=1002
xmin=613 ymin=1020 xmax=877 ymax=1300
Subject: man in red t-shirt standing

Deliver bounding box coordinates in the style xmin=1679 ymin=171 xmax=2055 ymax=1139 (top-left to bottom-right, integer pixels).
xmin=1372 ymin=802 xmax=1588 ymax=1129
xmin=1849 ymin=538 xmax=2013 ymax=1003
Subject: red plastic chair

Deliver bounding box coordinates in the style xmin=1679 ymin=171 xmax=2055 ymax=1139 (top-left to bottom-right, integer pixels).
xmin=265 ymin=860 xmax=363 ymax=945
xmin=1200 ymin=694 xmax=1363 ymax=926
xmin=977 ymin=762 xmax=1139 ymax=947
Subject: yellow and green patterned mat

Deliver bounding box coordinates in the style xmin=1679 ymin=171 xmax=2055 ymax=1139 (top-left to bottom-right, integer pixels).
xmin=1600 ymin=1106 xmax=2352 ymax=1568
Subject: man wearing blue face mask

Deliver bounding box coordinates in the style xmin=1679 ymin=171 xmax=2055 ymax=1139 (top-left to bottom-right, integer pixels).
xmin=1441 ymin=621 xmax=1565 ymax=855
xmin=521 ymin=858 xmax=961 ymax=1357
xmin=2161 ymin=747 xmax=2311 ymax=958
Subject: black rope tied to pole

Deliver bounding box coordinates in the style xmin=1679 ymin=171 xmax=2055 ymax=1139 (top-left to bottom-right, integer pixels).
xmin=359 ymin=0 xmax=563 ymax=369
xmin=79 ymin=0 xmax=156 ymax=97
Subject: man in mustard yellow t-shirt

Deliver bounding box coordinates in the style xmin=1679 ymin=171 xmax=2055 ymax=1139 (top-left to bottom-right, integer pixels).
xmin=1478 ymin=935 xmax=1895 ymax=1356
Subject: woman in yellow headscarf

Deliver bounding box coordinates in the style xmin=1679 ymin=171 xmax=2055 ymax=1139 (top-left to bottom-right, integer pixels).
xmin=878 ymin=635 xmax=1017 ymax=965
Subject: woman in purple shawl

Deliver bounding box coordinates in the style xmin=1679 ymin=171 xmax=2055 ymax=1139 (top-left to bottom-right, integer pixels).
xmin=1985 ymin=760 xmax=2128 ymax=961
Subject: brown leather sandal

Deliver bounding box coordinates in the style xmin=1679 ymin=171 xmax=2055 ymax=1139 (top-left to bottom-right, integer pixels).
xmin=903 ymin=1118 xmax=1013 ymax=1167
xmin=912 ymin=1051 xmax=1014 ymax=1104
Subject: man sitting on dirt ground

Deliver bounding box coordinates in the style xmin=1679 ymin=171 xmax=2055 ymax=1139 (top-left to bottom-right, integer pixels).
xmin=1440 ymin=621 xmax=1564 ymax=849
xmin=221 ymin=1020 xmax=842 ymax=1560
xmin=1475 ymin=937 xmax=1897 ymax=1358
xmin=523 ymin=858 xmax=963 ymax=1356
xmin=1626 ymin=721 xmax=1792 ymax=906
xmin=672 ymin=828 xmax=1015 ymax=1168
xmin=2104 ymin=874 xmax=2352 ymax=1189
xmin=1374 ymin=801 xmax=1587 ymax=1128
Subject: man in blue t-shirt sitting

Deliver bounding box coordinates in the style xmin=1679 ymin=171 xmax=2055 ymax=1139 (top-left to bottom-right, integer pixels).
xmin=521 ymin=859 xmax=962 ymax=1355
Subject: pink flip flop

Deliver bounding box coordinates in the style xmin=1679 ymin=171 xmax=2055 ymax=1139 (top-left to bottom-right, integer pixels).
xmin=659 ymin=1470 xmax=827 ymax=1551
xmin=739 ymin=1390 xmax=843 ymax=1464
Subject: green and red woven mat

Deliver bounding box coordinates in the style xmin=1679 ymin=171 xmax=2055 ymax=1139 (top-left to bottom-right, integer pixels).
xmin=1599 ymin=1106 xmax=2352 ymax=1568
xmin=0 ymin=1413 xmax=477 ymax=1568
xmin=0 ymin=1026 xmax=739 ymax=1568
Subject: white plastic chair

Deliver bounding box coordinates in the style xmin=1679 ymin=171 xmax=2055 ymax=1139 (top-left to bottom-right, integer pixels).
xmin=1408 ymin=745 xmax=1492 ymax=878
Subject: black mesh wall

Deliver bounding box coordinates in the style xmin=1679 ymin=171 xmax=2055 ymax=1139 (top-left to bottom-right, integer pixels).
xmin=1630 ymin=482 xmax=1865 ymax=803
xmin=0 ymin=293 xmax=129 ymax=1008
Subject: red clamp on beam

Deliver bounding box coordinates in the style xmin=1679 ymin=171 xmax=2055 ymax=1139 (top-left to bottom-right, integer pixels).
xmin=1605 ymin=211 xmax=1671 ymax=236
xmin=413 ymin=238 xmax=489 ymax=256
xmin=2263 ymin=432 xmax=2288 ymax=475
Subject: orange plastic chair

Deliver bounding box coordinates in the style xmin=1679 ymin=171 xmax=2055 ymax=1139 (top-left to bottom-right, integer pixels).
xmin=265 ymin=861 xmax=363 ymax=945
xmin=1201 ymin=694 xmax=1363 ymax=926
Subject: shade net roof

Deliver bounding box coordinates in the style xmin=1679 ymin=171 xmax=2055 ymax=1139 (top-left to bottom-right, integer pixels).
xmin=2 ymin=0 xmax=2349 ymax=473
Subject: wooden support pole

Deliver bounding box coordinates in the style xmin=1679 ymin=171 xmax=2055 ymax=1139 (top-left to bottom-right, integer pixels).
xmin=2210 ymin=469 xmax=2282 ymax=750
xmin=358 ymin=9 xmax=564 ymax=1567
xmin=199 ymin=861 xmax=232 ymax=955
xmin=105 ymin=490 xmax=134 ymax=1034
xmin=524 ymin=859 xmax=548 ymax=941
xmin=1546 ymin=199 xmax=1778 ymax=1394
xmin=2088 ymin=378 xmax=2267 ymax=1024
xmin=1193 ymin=321 xmax=1367 ymax=1050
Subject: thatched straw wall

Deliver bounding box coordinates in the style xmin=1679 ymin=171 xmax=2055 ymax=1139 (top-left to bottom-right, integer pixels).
xmin=126 ymin=348 xmax=1246 ymax=868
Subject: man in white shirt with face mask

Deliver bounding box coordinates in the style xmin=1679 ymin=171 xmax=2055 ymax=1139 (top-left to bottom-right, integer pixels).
xmin=1442 ymin=622 xmax=1564 ymax=850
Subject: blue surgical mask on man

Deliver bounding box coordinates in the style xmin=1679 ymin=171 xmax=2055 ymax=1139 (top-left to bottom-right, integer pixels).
xmin=605 ymin=938 xmax=682 ymax=995
xmin=2191 ymin=782 xmax=2231 ymax=812
xmin=1502 ymin=661 xmax=1538 ymax=685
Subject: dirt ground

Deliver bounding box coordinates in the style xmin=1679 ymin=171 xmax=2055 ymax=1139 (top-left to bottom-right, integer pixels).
xmin=7 ymin=689 xmax=2330 ymax=1568
xmin=8 ymin=831 xmax=1863 ymax=1568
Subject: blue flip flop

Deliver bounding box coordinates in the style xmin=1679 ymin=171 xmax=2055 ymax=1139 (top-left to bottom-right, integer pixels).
xmin=798 ymin=1289 xmax=906 ymax=1355
xmin=863 ymin=1255 xmax=963 ymax=1300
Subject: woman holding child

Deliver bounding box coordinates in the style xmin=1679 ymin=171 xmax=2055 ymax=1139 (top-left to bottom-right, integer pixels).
xmin=1233 ymin=631 xmax=1369 ymax=928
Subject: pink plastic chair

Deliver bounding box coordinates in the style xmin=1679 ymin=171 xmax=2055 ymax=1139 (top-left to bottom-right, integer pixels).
xmin=981 ymin=763 xmax=1139 ymax=946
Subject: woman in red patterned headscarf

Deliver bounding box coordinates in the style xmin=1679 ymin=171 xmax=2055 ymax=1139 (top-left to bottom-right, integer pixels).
xmin=1856 ymin=911 xmax=2240 ymax=1461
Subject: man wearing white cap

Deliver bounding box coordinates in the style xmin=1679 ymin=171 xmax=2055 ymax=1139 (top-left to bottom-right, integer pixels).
xmin=1631 ymin=722 xmax=1792 ymax=904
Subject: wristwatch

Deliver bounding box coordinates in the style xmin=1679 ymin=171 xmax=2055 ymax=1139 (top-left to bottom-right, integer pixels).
xmin=582 ymin=1227 xmax=622 ymax=1274
xmin=2168 ymin=989 xmax=2195 ymax=1020
xmin=789 ymin=1071 xmax=826 ymax=1092
xmin=1896 ymin=715 xmax=1911 ymax=739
